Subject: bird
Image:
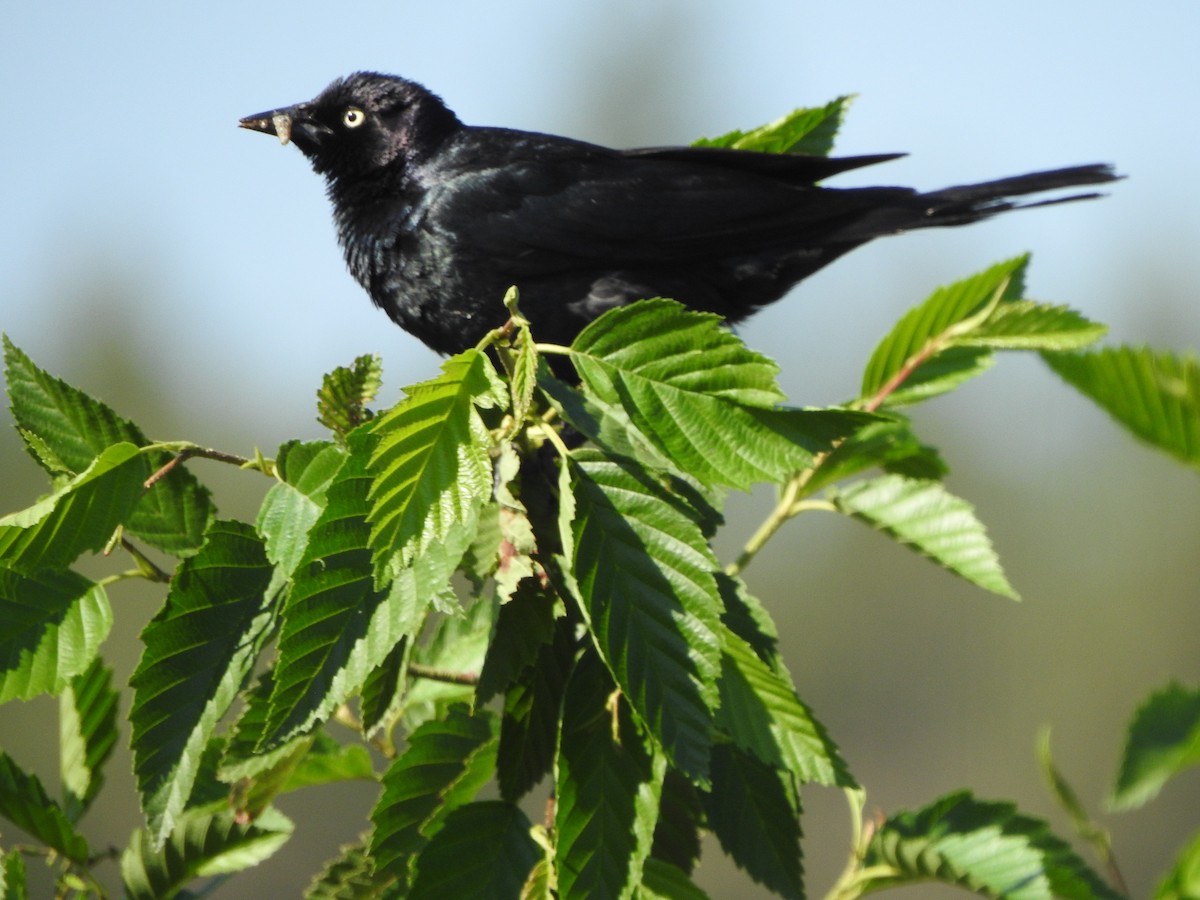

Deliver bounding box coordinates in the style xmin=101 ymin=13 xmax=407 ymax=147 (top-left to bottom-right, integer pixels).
xmin=240 ymin=72 xmax=1118 ymax=355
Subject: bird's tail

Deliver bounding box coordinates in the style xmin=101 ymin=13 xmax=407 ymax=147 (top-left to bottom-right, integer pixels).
xmin=916 ymin=163 xmax=1121 ymax=227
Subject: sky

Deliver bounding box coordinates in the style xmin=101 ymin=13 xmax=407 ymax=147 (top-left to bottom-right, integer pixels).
xmin=2 ymin=3 xmax=1199 ymax=896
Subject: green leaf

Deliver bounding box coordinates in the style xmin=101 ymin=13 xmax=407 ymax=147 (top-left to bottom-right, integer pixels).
xmin=0 ymin=442 xmax=143 ymax=572
xmin=809 ymin=416 xmax=948 ymax=492
xmin=367 ymin=348 xmax=504 ymax=582
xmin=702 ymin=744 xmax=802 ymax=899
xmin=832 ymin=474 xmax=1019 ymax=599
xmin=1110 ymin=682 xmax=1200 ymax=810
xmin=0 ymin=752 xmax=89 ymax=863
xmin=0 ymin=568 xmax=111 ymax=703
xmin=1044 ymin=347 xmax=1200 ymax=470
xmin=317 ymin=353 xmax=382 ymax=442
xmin=496 ymin=618 xmax=574 ymax=802
xmin=564 ymin=450 xmax=723 ymax=785
xmin=3 ymin=334 xmax=214 ymax=555
xmin=861 ymin=256 xmax=1029 ymax=406
xmin=637 ymin=858 xmax=712 ymax=900
xmin=692 ymin=96 xmax=853 ymax=157
xmin=358 ymin=635 xmax=409 ymax=740
xmin=59 ymin=657 xmax=119 ymax=821
xmin=1155 ymin=829 xmax=1200 ymax=900
xmin=370 ymin=705 xmax=500 ymax=884
xmin=0 ymin=849 xmax=27 ymax=900
xmin=281 ymin=734 xmax=376 ymax=791
xmin=400 ymin=593 xmax=496 ymax=734
xmin=408 ymin=801 xmax=540 ymax=900
xmin=717 ymin=626 xmax=854 ymax=787
xmin=256 ymin=440 xmax=345 ymax=577
xmin=476 ymin=577 xmax=561 ymax=706
xmin=961 ymin=300 xmax=1107 ymax=351
xmin=861 ymin=791 xmax=1122 ymax=899
xmin=263 ymin=428 xmax=463 ymax=749
xmin=650 ymin=773 xmax=703 ymax=881
xmin=555 ymin=652 xmax=667 ymax=900
xmin=306 ymin=838 xmax=398 ymax=900
xmin=121 ymin=806 xmax=293 ymax=900
xmin=129 ymin=519 xmax=276 ymax=847
xmin=570 ymin=299 xmax=860 ymax=489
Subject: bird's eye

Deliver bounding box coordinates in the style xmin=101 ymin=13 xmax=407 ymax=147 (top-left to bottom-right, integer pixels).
xmin=342 ymin=107 xmax=366 ymax=129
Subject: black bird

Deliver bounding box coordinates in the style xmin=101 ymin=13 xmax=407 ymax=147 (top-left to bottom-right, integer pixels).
xmin=240 ymin=72 xmax=1117 ymax=354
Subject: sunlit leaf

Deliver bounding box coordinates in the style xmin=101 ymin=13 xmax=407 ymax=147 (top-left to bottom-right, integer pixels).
xmin=3 ymin=335 xmax=213 ymax=555
xmin=0 ymin=568 xmax=111 ymax=703
xmin=1044 ymin=346 xmax=1200 ymax=470
xmin=121 ymin=806 xmax=293 ymax=900
xmin=832 ymin=474 xmax=1018 ymax=599
xmin=692 ymin=95 xmax=853 ymax=157
xmin=861 ymin=791 xmax=1121 ymax=899
xmin=59 ymin=657 xmax=118 ymax=821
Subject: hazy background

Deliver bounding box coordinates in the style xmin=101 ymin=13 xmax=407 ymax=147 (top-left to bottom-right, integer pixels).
xmin=2 ymin=2 xmax=1198 ymax=896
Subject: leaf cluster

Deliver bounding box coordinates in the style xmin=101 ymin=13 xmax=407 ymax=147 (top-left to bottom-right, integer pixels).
xmin=0 ymin=98 xmax=1195 ymax=900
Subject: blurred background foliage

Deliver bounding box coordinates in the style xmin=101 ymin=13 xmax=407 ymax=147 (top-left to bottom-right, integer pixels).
xmin=2 ymin=3 xmax=1197 ymax=896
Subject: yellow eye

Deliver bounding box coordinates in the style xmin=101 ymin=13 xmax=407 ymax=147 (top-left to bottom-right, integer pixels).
xmin=342 ymin=107 xmax=366 ymax=129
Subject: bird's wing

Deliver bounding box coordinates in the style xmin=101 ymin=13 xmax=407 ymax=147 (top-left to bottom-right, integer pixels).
xmin=418 ymin=137 xmax=911 ymax=269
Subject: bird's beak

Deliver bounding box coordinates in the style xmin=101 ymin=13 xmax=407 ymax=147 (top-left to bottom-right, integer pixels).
xmin=239 ymin=107 xmax=298 ymax=145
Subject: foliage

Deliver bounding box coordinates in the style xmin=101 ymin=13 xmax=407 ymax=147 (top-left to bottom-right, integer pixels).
xmin=0 ymin=99 xmax=1194 ymax=900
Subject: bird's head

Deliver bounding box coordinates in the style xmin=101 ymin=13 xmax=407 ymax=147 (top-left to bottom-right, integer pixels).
xmin=239 ymin=72 xmax=461 ymax=180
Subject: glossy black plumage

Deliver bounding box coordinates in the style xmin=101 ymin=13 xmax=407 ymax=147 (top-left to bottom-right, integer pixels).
xmin=240 ymin=72 xmax=1118 ymax=354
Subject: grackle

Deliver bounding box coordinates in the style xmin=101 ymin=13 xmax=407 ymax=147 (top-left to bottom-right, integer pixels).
xmin=240 ymin=72 xmax=1118 ymax=354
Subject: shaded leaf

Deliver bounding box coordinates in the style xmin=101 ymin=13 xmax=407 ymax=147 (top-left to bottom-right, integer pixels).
xmin=317 ymin=353 xmax=382 ymax=442
xmin=408 ymin=801 xmax=539 ymax=900
xmin=358 ymin=635 xmax=409 ymax=740
xmin=564 ymin=450 xmax=722 ymax=785
xmin=0 ymin=752 xmax=89 ymax=863
xmin=3 ymin=334 xmax=213 ymax=555
xmin=832 ymin=474 xmax=1018 ymax=599
xmin=477 ymin=578 xmax=561 ymax=706
xmin=638 ymin=858 xmax=712 ymax=900
xmin=555 ymin=652 xmax=666 ymax=900
xmin=121 ymin=806 xmax=293 ymax=900
xmin=718 ymin=627 xmax=853 ymax=787
xmin=650 ymin=770 xmax=704 ymax=877
xmin=370 ymin=705 xmax=499 ymax=884
xmin=59 ymin=657 xmax=119 ymax=821
xmin=0 ymin=568 xmax=111 ymax=703
xmin=129 ymin=519 xmax=276 ymax=846
xmin=1044 ymin=347 xmax=1200 ymax=470
xmin=702 ymin=744 xmax=802 ymax=898
xmin=496 ymin=618 xmax=574 ymax=801
xmin=1110 ymin=682 xmax=1200 ymax=810
xmin=306 ymin=838 xmax=398 ymax=900
xmin=862 ymin=791 xmax=1122 ymax=899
